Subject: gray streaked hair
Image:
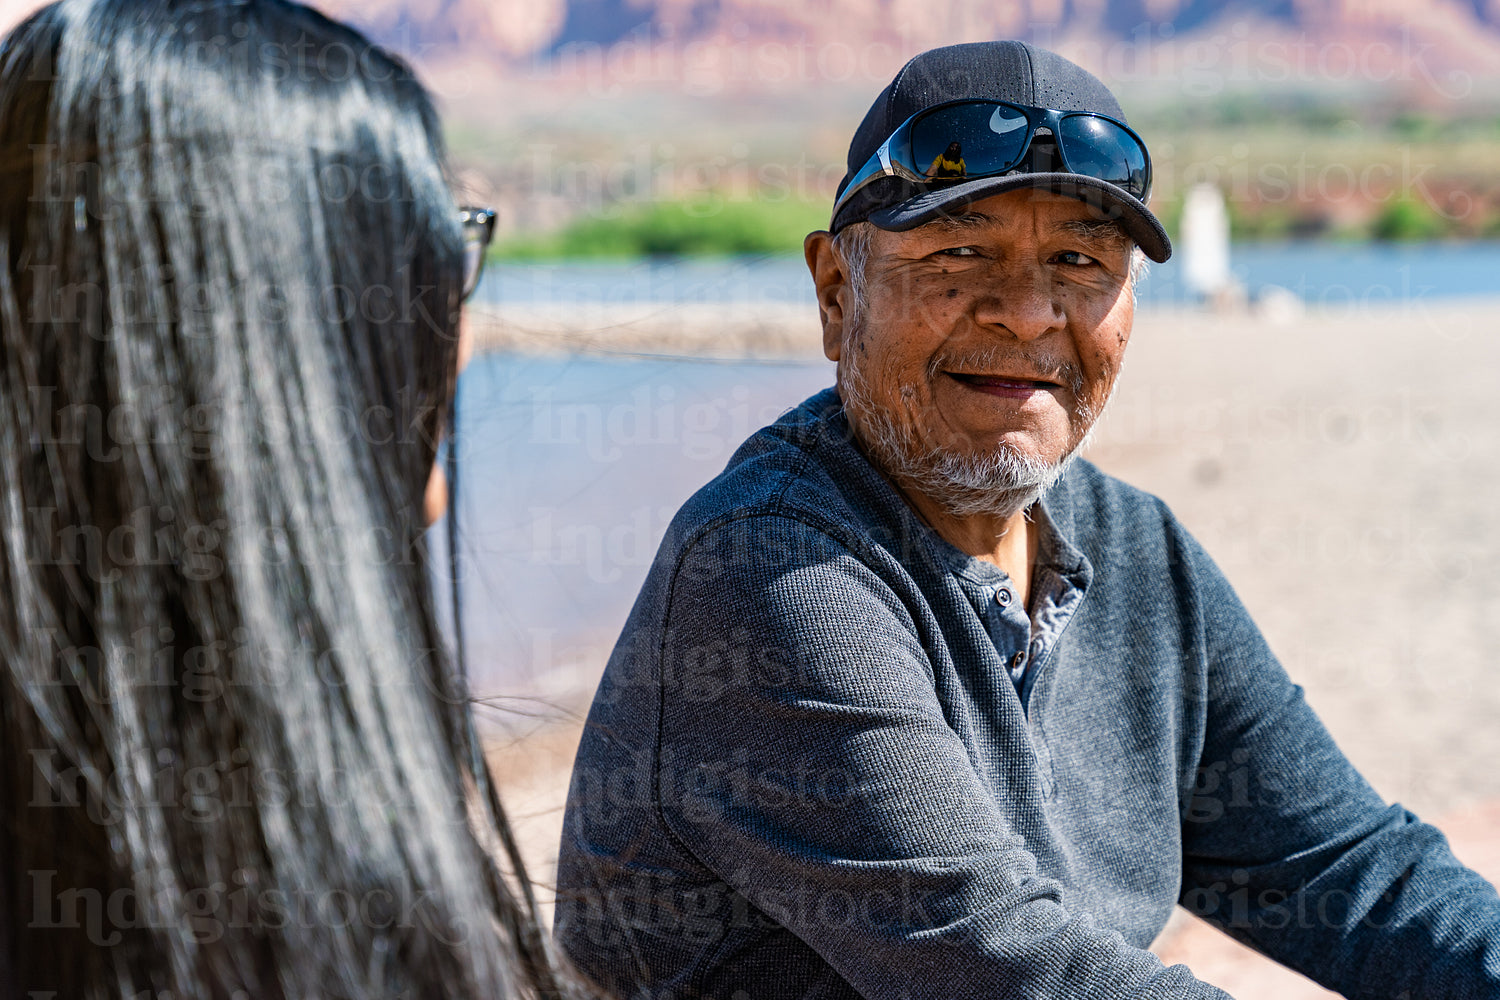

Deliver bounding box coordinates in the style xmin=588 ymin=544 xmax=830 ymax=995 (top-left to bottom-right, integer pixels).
xmin=831 ymin=222 xmax=876 ymax=330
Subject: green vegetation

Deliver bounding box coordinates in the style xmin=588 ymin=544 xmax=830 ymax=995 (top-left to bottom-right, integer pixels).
xmin=494 ymin=198 xmax=830 ymax=259
xmin=1226 ymin=204 xmax=1307 ymax=242
xmin=1370 ymin=194 xmax=1449 ymax=241
xmin=491 ymin=189 xmax=1493 ymax=262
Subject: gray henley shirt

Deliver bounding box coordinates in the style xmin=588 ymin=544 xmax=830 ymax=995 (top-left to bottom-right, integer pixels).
xmin=554 ymin=387 xmax=1500 ymax=999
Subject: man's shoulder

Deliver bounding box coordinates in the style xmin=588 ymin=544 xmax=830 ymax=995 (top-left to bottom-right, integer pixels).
xmin=667 ymin=387 xmax=892 ymax=549
xmin=1052 ymin=458 xmax=1172 ymax=527
xmin=1047 ymin=458 xmax=1194 ymax=564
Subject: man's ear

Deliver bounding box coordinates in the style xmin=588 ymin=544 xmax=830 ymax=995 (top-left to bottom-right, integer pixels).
xmin=804 ymin=230 xmax=847 ymax=362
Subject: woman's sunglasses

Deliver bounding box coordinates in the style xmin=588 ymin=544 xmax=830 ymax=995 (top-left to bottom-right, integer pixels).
xmin=832 ymin=100 xmax=1152 ymax=222
xmin=460 ymin=206 xmax=496 ymax=301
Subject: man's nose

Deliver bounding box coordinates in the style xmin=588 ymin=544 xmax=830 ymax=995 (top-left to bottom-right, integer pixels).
xmin=971 ymin=264 xmax=1065 ymax=341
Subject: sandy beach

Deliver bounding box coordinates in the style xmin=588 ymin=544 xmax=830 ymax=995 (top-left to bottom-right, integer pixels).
xmin=475 ymin=295 xmax=1500 ymax=995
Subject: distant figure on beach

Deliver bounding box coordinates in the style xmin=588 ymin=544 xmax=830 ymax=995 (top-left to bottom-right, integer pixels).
xmin=926 ymin=140 xmax=967 ymax=178
xmin=554 ymin=40 xmax=1500 ymax=998
xmin=0 ymin=1 xmax=567 ymax=997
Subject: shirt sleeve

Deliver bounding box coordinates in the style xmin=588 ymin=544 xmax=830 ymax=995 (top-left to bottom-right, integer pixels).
xmin=655 ymin=513 xmax=1232 ymax=999
xmin=1174 ymin=523 xmax=1500 ymax=997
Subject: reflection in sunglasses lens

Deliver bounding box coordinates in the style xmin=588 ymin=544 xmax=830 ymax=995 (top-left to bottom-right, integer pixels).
xmin=912 ymin=104 xmax=1030 ymax=179
xmin=1057 ymin=116 xmax=1147 ymax=197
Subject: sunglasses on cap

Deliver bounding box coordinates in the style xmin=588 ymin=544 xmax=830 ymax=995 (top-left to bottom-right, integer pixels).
xmin=832 ymin=100 xmax=1152 ymax=223
xmin=459 ymin=206 xmax=496 ymax=301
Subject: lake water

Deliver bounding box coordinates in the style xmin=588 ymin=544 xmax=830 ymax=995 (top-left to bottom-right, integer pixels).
xmin=447 ymin=241 xmax=1500 ymax=703
xmin=438 ymin=351 xmax=835 ymax=702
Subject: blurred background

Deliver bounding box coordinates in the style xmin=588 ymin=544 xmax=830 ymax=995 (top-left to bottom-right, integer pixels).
xmin=6 ymin=0 xmax=1499 ymax=993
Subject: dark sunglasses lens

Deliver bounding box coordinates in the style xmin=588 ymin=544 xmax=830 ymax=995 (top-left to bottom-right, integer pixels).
xmin=462 ymin=235 xmax=484 ymax=298
xmin=910 ymin=103 xmax=1030 ymax=181
xmin=1057 ymin=116 xmax=1149 ymax=198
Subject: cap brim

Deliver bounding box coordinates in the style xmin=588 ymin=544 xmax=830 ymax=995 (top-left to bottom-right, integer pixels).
xmin=867 ymin=172 xmax=1173 ymax=263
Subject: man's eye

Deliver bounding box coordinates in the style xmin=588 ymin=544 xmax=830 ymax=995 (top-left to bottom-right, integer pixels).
xmin=1054 ymin=250 xmax=1099 ymax=266
xmin=935 ymin=246 xmax=978 ymax=257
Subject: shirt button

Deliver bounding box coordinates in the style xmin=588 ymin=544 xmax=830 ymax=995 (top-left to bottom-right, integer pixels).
xmin=994 ymin=587 xmax=1013 ymax=608
xmin=1010 ymin=652 xmax=1026 ymax=671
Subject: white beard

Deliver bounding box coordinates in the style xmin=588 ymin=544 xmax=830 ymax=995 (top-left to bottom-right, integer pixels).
xmin=837 ymin=337 xmax=1109 ymax=520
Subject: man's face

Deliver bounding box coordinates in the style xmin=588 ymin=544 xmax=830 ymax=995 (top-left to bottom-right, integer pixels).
xmin=818 ymin=188 xmax=1137 ymax=515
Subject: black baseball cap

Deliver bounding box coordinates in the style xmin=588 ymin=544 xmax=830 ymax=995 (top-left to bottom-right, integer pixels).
xmin=831 ymin=40 xmax=1172 ymax=263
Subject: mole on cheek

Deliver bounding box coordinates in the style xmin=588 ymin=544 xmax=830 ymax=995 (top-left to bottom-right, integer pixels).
xmin=947 ymin=288 xmax=958 ymax=298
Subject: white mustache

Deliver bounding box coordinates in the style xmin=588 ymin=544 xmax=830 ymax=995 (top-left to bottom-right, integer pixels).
xmin=926 ymin=347 xmax=1084 ymax=397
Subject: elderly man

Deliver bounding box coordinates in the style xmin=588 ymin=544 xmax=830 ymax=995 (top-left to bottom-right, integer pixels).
xmin=554 ymin=41 xmax=1500 ymax=997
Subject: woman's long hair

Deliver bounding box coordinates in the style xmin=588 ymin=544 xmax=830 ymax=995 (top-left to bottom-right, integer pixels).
xmin=0 ymin=1 xmax=563 ymax=996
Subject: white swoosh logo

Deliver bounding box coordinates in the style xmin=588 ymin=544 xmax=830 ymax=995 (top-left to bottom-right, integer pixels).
xmin=989 ymin=108 xmax=1027 ymax=134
